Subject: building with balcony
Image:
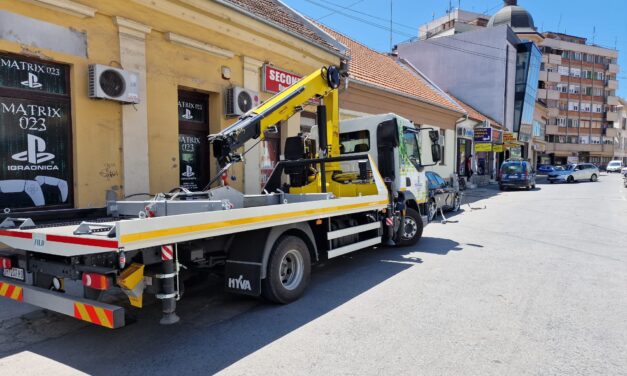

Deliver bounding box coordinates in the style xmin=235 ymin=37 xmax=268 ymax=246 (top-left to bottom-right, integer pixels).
xmin=411 ymin=0 xmax=621 ymax=166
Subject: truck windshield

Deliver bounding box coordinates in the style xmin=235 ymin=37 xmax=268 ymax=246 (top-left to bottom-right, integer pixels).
xmin=403 ymin=131 xmax=421 ymax=166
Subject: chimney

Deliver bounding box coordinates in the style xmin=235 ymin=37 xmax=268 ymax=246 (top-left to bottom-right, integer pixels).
xmin=504 ymin=0 xmax=517 ymax=5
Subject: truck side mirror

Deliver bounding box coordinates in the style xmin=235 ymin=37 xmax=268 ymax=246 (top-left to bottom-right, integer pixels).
xmin=429 ymin=130 xmax=439 ymax=143
xmin=431 ymin=144 xmax=441 ymax=162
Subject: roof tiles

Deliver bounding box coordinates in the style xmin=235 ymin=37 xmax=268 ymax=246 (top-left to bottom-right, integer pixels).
xmin=318 ymin=24 xmax=464 ymax=113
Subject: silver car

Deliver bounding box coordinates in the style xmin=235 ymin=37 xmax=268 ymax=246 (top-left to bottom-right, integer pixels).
xmin=547 ymin=163 xmax=599 ymax=184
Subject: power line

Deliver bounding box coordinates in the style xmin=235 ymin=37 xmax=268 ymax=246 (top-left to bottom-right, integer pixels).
xmin=306 ymin=0 xmax=417 ymax=31
xmin=299 ymin=0 xmax=523 ymax=64
xmin=316 ymin=0 xmax=365 ymax=21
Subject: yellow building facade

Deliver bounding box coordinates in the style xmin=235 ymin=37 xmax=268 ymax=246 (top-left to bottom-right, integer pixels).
xmin=0 ymin=0 xmax=342 ymax=211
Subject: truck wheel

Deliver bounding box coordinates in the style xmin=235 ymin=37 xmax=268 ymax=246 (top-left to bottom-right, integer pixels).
xmin=398 ymin=207 xmax=423 ymax=247
xmin=262 ymin=235 xmax=311 ymax=304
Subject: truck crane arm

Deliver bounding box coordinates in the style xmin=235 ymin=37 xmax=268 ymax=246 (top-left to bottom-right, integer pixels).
xmin=209 ymin=65 xmax=342 ymax=168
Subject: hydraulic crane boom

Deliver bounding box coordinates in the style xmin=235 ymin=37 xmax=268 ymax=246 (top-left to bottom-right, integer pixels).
xmin=209 ymin=66 xmax=342 ymax=168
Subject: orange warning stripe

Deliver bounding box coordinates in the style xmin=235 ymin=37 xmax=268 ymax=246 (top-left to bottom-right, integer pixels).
xmin=0 ymin=282 xmax=23 ymax=302
xmin=73 ymin=302 xmax=114 ymax=329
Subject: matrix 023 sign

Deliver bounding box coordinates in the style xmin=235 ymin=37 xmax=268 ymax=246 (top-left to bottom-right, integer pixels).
xmin=262 ymin=65 xmax=302 ymax=94
xmin=0 ymin=54 xmax=72 ymax=210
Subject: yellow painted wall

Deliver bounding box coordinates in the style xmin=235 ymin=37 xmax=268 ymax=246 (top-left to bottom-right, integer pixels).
xmin=0 ymin=0 xmax=340 ymax=207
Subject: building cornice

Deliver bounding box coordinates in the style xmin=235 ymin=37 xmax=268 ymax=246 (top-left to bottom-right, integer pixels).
xmin=114 ymin=16 xmax=152 ymax=39
xmin=20 ymin=0 xmax=96 ymax=18
xmin=165 ymin=32 xmax=234 ymax=59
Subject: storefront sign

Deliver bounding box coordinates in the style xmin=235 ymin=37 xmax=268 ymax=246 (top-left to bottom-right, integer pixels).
xmin=0 ymin=55 xmax=68 ymax=95
xmin=491 ymin=129 xmax=503 ymax=144
xmin=179 ymin=134 xmax=203 ymax=191
xmin=457 ymin=125 xmax=474 ymax=138
xmin=178 ymin=98 xmax=206 ymax=123
xmin=503 ymin=132 xmax=516 ymax=143
xmin=474 ymin=127 xmax=491 ymax=142
xmin=475 ymin=143 xmax=492 ymax=152
xmin=0 ymin=54 xmax=72 ymax=210
xmin=492 ymin=144 xmax=504 ymax=153
xmin=262 ymin=65 xmax=302 ymax=93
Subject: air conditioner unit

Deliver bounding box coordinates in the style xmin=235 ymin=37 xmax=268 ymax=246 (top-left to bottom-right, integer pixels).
xmin=88 ymin=64 xmax=140 ymax=104
xmin=226 ymin=86 xmax=260 ymax=117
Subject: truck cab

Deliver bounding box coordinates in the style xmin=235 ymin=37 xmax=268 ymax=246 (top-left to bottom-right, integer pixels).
xmin=335 ymin=113 xmax=441 ymax=244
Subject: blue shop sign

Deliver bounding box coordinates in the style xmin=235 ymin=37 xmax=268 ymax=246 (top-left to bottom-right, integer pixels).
xmin=474 ymin=127 xmax=491 ymax=142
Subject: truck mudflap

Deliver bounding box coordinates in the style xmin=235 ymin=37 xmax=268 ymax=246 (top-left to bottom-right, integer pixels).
xmin=0 ymin=277 xmax=125 ymax=329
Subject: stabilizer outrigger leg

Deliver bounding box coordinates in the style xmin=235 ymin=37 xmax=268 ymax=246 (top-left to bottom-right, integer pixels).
xmin=157 ymin=244 xmax=180 ymax=325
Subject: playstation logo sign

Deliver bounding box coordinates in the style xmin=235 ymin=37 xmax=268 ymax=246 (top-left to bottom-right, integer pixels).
xmin=20 ymin=72 xmax=43 ymax=89
xmin=181 ymin=108 xmax=194 ymax=120
xmin=12 ymin=134 xmax=55 ymax=164
xmin=181 ymin=165 xmax=195 ymax=178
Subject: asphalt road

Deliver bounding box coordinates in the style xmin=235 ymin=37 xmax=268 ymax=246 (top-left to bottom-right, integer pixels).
xmin=1 ymin=174 xmax=626 ymax=375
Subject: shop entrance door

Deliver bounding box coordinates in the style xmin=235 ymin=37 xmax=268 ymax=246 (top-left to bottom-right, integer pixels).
xmin=178 ymin=91 xmax=209 ymax=191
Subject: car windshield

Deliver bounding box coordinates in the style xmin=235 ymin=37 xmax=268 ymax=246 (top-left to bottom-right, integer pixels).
xmin=565 ymin=164 xmax=576 ymax=171
xmin=554 ymin=166 xmax=564 ymax=171
xmin=608 ymin=162 xmax=620 ymax=166
xmin=501 ymin=163 xmax=523 ymax=173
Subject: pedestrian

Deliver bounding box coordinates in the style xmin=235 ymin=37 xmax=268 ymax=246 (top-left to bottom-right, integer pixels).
xmin=465 ymin=154 xmax=473 ymax=180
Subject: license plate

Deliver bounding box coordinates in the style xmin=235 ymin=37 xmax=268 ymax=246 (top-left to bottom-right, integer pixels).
xmin=3 ymin=267 xmax=25 ymax=281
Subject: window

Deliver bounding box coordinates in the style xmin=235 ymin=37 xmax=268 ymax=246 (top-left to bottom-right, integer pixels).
xmin=558 ymin=66 xmax=570 ymax=76
xmin=570 ymin=68 xmax=581 ymax=78
xmin=593 ymin=87 xmax=604 ymax=96
xmin=567 ymin=136 xmax=578 ymax=143
xmin=567 ymin=118 xmax=579 ymax=128
xmin=0 ymin=53 xmax=73 ymax=210
xmin=580 ymin=102 xmax=591 ymax=112
xmin=556 ymin=117 xmax=566 ymax=126
xmin=591 ymin=136 xmax=601 ymax=144
xmin=592 ymin=104 xmax=603 ymax=113
xmin=557 ymin=83 xmax=568 ymax=93
xmin=568 ymin=102 xmax=579 ymax=111
xmin=573 ymin=52 xmax=582 ymax=61
xmin=582 ymin=70 xmax=592 ymax=79
xmin=595 ymin=71 xmax=604 ymax=81
xmin=339 ymin=130 xmax=370 ymax=154
xmin=580 ymin=136 xmax=589 ymax=144
xmin=569 ymin=85 xmax=580 ymax=94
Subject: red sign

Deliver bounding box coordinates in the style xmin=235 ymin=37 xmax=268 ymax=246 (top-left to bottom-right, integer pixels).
xmin=262 ymin=65 xmax=302 ymax=93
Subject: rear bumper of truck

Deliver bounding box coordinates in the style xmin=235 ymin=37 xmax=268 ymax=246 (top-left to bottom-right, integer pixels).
xmin=0 ymin=277 xmax=125 ymax=329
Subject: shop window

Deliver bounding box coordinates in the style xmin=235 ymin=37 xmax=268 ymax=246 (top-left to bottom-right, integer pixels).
xmin=0 ymin=53 xmax=72 ymax=211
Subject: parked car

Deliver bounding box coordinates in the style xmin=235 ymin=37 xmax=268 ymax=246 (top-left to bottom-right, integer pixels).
xmin=425 ymin=171 xmax=461 ymax=221
xmin=499 ymin=159 xmax=536 ymax=190
xmin=547 ymin=163 xmax=599 ymax=183
xmin=537 ymin=164 xmax=554 ymax=174
xmin=606 ymin=160 xmax=624 ymax=173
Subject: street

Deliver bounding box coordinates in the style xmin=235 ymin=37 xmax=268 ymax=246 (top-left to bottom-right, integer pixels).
xmin=1 ymin=174 xmax=626 ymax=376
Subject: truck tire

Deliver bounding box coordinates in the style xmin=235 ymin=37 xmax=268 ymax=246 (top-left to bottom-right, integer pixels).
xmin=398 ymin=207 xmax=423 ymax=247
xmin=261 ymin=235 xmax=311 ymax=304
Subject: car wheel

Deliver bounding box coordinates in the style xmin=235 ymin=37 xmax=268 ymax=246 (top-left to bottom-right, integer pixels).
xmin=549 ymin=180 xmax=554 ymax=184
xmin=590 ymin=174 xmax=597 ymax=182
xmin=261 ymin=235 xmax=311 ymax=304
xmin=567 ymin=175 xmax=574 ymax=183
xmin=532 ymin=184 xmax=536 ymax=189
xmin=427 ymin=199 xmax=437 ymax=221
xmin=499 ymin=184 xmax=505 ymax=191
xmin=398 ymin=208 xmax=423 ymax=247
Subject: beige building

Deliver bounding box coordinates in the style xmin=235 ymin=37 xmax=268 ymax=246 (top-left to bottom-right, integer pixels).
xmin=539 ymin=32 xmax=620 ymax=166
xmin=0 ymin=0 xmax=344 ymax=211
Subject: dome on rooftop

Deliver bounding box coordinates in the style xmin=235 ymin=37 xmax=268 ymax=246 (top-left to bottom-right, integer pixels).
xmin=487 ymin=0 xmax=536 ymax=33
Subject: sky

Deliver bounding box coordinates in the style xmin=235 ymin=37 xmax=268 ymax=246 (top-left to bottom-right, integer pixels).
xmin=282 ymin=0 xmax=627 ymax=98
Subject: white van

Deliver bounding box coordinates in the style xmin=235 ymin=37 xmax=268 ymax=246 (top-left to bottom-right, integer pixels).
xmin=606 ymin=160 xmax=623 ymax=173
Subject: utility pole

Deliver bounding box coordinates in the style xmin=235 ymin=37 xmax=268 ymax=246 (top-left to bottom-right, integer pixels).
xmin=389 ymin=0 xmax=393 ymax=51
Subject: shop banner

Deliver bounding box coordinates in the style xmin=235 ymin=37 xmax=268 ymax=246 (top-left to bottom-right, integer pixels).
xmin=0 ymin=55 xmax=68 ymax=95
xmin=262 ymin=65 xmax=302 ymax=94
xmin=503 ymin=132 xmax=516 ymax=143
xmin=474 ymin=127 xmax=491 ymax=142
xmin=0 ymin=96 xmax=71 ymax=209
xmin=178 ymin=98 xmax=206 ymax=123
xmin=475 ymin=143 xmax=492 ymax=152
xmin=179 ymin=134 xmax=203 ymax=191
xmin=492 ymin=144 xmax=504 ymax=153
xmin=492 ymin=129 xmax=503 ymax=143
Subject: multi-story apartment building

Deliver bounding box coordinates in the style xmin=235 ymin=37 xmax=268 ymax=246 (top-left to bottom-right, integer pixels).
xmin=539 ymin=32 xmax=620 ymax=165
xmin=413 ymin=0 xmax=621 ymax=166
